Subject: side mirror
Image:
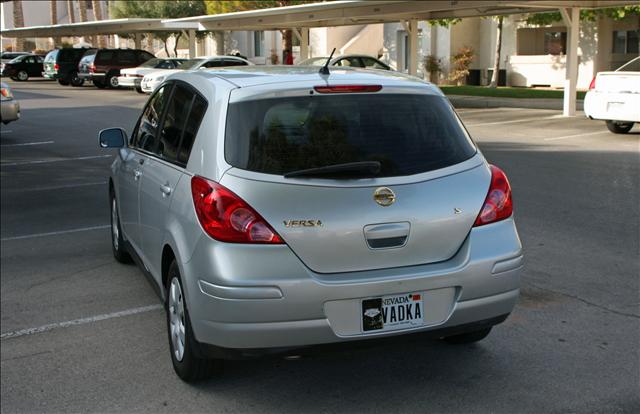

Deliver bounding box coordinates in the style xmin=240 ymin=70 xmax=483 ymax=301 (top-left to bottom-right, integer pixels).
xmin=99 ymin=127 xmax=127 ymax=148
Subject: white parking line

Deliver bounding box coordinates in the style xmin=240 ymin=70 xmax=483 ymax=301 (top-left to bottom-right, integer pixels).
xmin=543 ymin=130 xmax=609 ymax=141
xmin=0 ymin=130 xmax=13 ymax=134
xmin=15 ymin=181 xmax=107 ymax=192
xmin=0 ymin=304 xmax=163 ymax=340
xmin=0 ymin=140 xmax=54 ymax=147
xmin=1 ymin=225 xmax=110 ymax=241
xmin=1 ymin=154 xmax=111 ymax=167
xmin=465 ymin=115 xmax=558 ymax=127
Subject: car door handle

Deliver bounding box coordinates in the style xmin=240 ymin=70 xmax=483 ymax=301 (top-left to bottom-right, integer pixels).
xmin=133 ymin=169 xmax=142 ymax=180
xmin=160 ymin=184 xmax=172 ymax=196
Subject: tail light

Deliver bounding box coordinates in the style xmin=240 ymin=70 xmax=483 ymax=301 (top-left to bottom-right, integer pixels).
xmin=89 ymin=63 xmax=96 ymax=73
xmin=314 ymin=85 xmax=382 ymax=93
xmin=473 ymin=165 xmax=513 ymax=227
xmin=0 ymin=87 xmax=13 ymax=99
xmin=588 ymin=76 xmax=596 ymax=90
xmin=191 ymin=176 xmax=283 ymax=244
xmin=53 ymin=63 xmax=59 ymax=72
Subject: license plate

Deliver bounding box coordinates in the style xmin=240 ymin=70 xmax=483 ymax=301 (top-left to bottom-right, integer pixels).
xmin=362 ymin=292 xmax=424 ymax=332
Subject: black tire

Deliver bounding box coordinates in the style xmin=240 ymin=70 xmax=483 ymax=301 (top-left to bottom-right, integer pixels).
xmin=135 ymin=86 xmax=144 ymax=94
xmin=70 ymin=71 xmax=84 ymax=87
xmin=57 ymin=78 xmax=69 ymax=86
xmin=94 ymin=79 xmax=107 ymax=89
xmin=606 ymin=120 xmax=634 ymax=134
xmin=10 ymin=76 xmax=18 ymax=81
xmin=16 ymin=70 xmax=28 ymax=81
xmin=107 ymin=75 xmax=119 ymax=88
xmin=110 ymin=191 xmax=132 ymax=264
xmin=166 ymin=261 xmax=218 ymax=382
xmin=442 ymin=327 xmax=492 ymax=344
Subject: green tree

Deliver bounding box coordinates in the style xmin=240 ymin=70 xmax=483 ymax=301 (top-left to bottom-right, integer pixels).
xmin=110 ymin=0 xmax=206 ymax=56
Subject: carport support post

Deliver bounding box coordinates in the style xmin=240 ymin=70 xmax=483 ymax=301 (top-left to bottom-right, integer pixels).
xmin=301 ymin=27 xmax=309 ymax=61
xmin=403 ymin=19 xmax=419 ymax=76
xmin=561 ymin=7 xmax=580 ymax=117
xmin=134 ymin=33 xmax=142 ymax=50
xmin=188 ymin=29 xmax=196 ymax=58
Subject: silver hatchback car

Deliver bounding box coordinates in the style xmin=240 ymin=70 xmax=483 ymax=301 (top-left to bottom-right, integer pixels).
xmin=99 ymin=66 xmax=523 ymax=382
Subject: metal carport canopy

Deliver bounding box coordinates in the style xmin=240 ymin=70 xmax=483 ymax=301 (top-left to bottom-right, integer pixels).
xmin=169 ymin=0 xmax=634 ymax=117
xmin=0 ymin=18 xmax=201 ymax=57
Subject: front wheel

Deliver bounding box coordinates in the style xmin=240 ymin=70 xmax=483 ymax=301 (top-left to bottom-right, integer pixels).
xmin=166 ymin=261 xmax=218 ymax=382
xmin=110 ymin=193 xmax=132 ymax=263
xmin=606 ymin=120 xmax=634 ymax=134
xmin=135 ymin=86 xmax=144 ymax=94
xmin=16 ymin=70 xmax=28 ymax=81
xmin=442 ymin=327 xmax=492 ymax=344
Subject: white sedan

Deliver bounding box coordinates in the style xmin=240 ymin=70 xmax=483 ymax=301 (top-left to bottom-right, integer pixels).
xmin=584 ymin=56 xmax=639 ymax=134
xmin=140 ymin=56 xmax=251 ymax=93
xmin=117 ymin=58 xmax=186 ymax=93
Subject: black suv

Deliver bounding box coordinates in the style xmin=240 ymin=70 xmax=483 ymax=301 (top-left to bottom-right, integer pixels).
xmin=78 ymin=48 xmax=155 ymax=89
xmin=43 ymin=48 xmax=91 ymax=86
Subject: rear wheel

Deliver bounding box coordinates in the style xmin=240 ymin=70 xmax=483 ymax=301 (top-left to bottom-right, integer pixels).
xmin=70 ymin=71 xmax=84 ymax=87
xmin=606 ymin=120 xmax=634 ymax=134
xmin=166 ymin=261 xmax=218 ymax=382
xmin=110 ymin=193 xmax=132 ymax=264
xmin=107 ymin=75 xmax=119 ymax=88
xmin=442 ymin=327 xmax=492 ymax=344
xmin=57 ymin=78 xmax=69 ymax=86
xmin=16 ymin=70 xmax=28 ymax=81
xmin=135 ymin=86 xmax=144 ymax=94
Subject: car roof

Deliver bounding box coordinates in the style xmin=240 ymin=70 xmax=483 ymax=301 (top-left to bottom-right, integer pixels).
xmin=175 ymin=65 xmax=432 ymax=89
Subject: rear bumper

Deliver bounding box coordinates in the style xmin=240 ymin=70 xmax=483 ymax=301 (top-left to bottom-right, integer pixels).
xmin=180 ymin=217 xmax=523 ymax=351
xmin=0 ymin=99 xmax=20 ymax=123
xmin=78 ymin=72 xmax=104 ymax=81
xmin=584 ymin=91 xmax=640 ymax=122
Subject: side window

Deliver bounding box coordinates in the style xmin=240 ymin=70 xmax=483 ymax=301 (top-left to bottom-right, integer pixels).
xmin=25 ymin=56 xmax=35 ymax=64
xmin=347 ymin=57 xmax=365 ymax=67
xmin=223 ymin=59 xmax=248 ymax=67
xmin=139 ymin=51 xmax=155 ymax=63
xmin=132 ymin=85 xmax=171 ymax=152
xmin=361 ymin=57 xmax=387 ymax=69
xmin=96 ymin=51 xmax=114 ymax=64
xmin=157 ymin=85 xmax=193 ymax=162
xmin=203 ymin=60 xmax=225 ymax=68
xmin=157 ymin=60 xmax=173 ymax=69
xmin=177 ymin=95 xmax=206 ymax=165
xmin=118 ymin=50 xmax=136 ymax=65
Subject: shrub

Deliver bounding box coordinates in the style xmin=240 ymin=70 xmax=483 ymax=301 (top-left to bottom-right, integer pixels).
xmin=449 ymin=47 xmax=474 ymax=86
xmin=423 ymin=55 xmax=441 ymax=84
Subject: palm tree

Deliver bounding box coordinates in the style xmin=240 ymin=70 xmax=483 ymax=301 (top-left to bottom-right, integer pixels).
xmin=50 ymin=0 xmax=60 ymax=48
xmin=12 ymin=0 xmax=25 ymax=51
xmin=67 ymin=0 xmax=76 ymax=23
xmin=78 ymin=0 xmax=93 ymax=45
xmin=92 ymin=0 xmax=107 ymax=48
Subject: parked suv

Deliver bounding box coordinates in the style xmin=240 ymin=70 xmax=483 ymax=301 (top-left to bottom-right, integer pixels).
xmin=78 ymin=48 xmax=155 ymax=88
xmin=99 ymin=67 xmax=522 ymax=382
xmin=43 ymin=48 xmax=91 ymax=86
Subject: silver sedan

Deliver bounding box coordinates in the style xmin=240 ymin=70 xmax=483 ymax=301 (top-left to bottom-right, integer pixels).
xmin=1 ymin=82 xmax=20 ymax=124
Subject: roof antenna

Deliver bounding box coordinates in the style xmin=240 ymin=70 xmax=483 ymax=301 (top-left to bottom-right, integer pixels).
xmin=319 ymin=48 xmax=336 ymax=75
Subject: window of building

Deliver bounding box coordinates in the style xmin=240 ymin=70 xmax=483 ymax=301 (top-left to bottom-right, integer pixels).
xmin=544 ymin=31 xmax=567 ymax=55
xmin=613 ymin=30 xmax=640 ymax=54
xmin=254 ymin=31 xmax=265 ymax=57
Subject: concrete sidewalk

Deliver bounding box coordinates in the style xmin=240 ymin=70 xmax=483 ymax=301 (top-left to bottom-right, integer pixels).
xmin=448 ymin=94 xmax=584 ymax=110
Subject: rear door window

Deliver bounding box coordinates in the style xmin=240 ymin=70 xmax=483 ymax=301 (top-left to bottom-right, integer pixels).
xmin=96 ymin=51 xmax=114 ymax=64
xmin=177 ymin=95 xmax=207 ymax=165
xmin=157 ymin=84 xmax=193 ymax=162
xmin=138 ymin=51 xmax=155 ymax=64
xmin=132 ymin=85 xmax=171 ymax=153
xmin=225 ymin=94 xmax=476 ymax=177
xmin=118 ymin=50 xmax=136 ymax=65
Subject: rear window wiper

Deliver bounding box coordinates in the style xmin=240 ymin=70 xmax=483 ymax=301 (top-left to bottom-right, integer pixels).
xmin=284 ymin=161 xmax=381 ymax=178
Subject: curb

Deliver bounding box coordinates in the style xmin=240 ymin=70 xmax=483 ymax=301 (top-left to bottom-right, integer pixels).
xmin=447 ymin=95 xmax=584 ymax=111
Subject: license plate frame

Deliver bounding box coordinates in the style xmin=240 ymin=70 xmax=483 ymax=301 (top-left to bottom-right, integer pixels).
xmin=361 ymin=292 xmax=424 ymax=332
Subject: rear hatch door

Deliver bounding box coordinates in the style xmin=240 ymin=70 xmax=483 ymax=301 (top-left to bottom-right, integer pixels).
xmin=220 ymin=87 xmax=489 ymax=274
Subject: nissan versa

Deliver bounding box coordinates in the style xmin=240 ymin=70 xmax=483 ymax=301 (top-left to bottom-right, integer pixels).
xmin=99 ymin=66 xmax=523 ymax=382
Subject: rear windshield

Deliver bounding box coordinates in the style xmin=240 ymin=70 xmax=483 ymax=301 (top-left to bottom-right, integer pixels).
xmin=45 ymin=50 xmax=58 ymax=62
xmin=79 ymin=49 xmax=97 ymax=64
xmin=225 ymin=94 xmax=476 ymax=177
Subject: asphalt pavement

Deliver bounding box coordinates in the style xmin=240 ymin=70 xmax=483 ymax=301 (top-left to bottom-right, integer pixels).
xmin=1 ymin=79 xmax=639 ymax=413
